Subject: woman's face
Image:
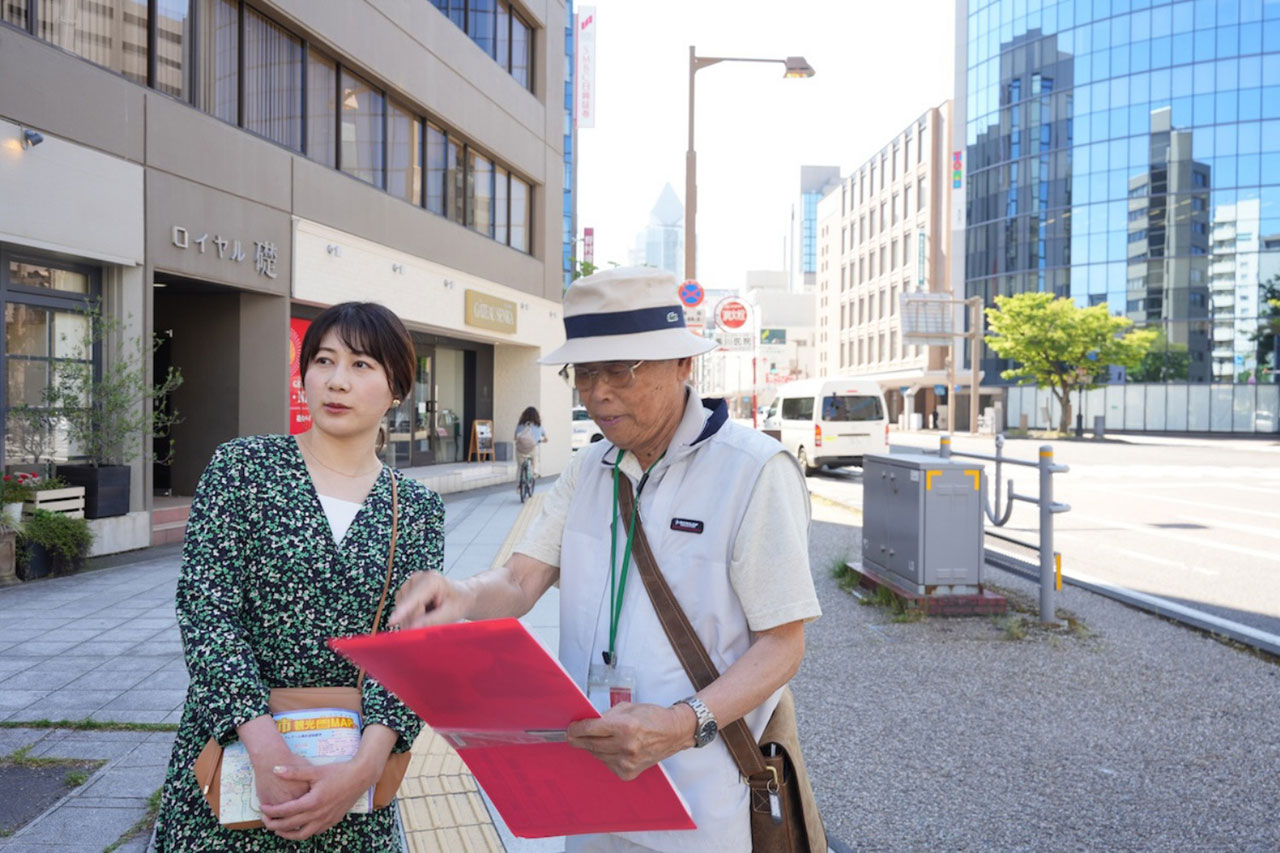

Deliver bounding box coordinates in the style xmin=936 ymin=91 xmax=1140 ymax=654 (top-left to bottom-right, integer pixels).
xmin=303 ymin=330 xmax=394 ymax=441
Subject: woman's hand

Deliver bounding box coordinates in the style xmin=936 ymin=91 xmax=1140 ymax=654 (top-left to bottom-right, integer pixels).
xmin=259 ymin=756 xmax=379 ymax=841
xmin=238 ymin=715 xmax=308 ymax=806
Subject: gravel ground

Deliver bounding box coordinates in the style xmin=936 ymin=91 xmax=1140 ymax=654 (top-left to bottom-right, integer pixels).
xmin=792 ymin=498 xmax=1280 ymax=852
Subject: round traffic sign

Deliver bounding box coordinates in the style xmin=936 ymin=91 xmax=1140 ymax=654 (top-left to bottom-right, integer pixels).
xmin=716 ymin=297 xmax=750 ymax=330
xmin=679 ymin=280 xmax=704 ymax=308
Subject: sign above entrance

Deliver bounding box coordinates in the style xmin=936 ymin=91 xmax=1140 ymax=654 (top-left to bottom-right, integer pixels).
xmin=465 ymin=291 xmax=517 ymax=335
xmin=171 ymin=226 xmax=278 ymax=279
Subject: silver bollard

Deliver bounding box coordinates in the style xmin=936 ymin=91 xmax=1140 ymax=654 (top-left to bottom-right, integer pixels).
xmin=1039 ymin=445 xmax=1056 ymax=623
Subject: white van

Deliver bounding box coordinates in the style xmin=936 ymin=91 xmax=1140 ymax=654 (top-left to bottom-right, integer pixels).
xmin=764 ymin=378 xmax=889 ymax=474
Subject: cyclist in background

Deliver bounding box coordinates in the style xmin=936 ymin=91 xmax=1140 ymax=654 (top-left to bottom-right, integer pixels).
xmin=515 ymin=406 xmax=547 ymax=479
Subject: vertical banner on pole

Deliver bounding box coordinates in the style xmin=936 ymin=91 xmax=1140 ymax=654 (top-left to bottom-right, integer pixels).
xmin=583 ymin=227 xmax=594 ymax=266
xmin=576 ymin=8 xmax=596 ymax=129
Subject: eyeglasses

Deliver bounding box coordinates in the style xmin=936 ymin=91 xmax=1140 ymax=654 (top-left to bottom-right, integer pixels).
xmin=562 ymin=361 xmax=645 ymax=393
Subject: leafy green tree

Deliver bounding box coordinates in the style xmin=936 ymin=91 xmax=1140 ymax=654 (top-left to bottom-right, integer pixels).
xmin=985 ymin=292 xmax=1157 ymax=433
xmin=1249 ymin=276 xmax=1280 ymax=384
xmin=1130 ymin=329 xmax=1190 ymax=382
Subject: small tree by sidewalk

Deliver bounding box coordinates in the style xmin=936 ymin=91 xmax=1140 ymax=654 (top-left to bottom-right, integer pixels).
xmin=985 ymin=292 xmax=1156 ymax=434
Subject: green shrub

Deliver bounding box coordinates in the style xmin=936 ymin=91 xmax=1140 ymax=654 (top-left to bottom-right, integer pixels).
xmin=22 ymin=509 xmax=92 ymax=561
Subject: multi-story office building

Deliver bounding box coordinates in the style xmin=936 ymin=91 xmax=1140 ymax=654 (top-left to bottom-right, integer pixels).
xmin=816 ymin=102 xmax=955 ymax=428
xmin=2 ymin=0 xmax=574 ymax=553
xmin=792 ymin=166 xmax=841 ymax=291
xmin=562 ymin=0 xmax=577 ymax=288
xmin=956 ymin=0 xmax=1280 ymax=433
xmin=627 ymin=183 xmax=684 ymax=280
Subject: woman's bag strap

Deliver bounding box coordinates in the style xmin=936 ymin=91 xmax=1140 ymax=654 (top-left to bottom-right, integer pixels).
xmin=358 ymin=469 xmax=400 ymax=690
xmin=615 ymin=474 xmax=768 ymax=780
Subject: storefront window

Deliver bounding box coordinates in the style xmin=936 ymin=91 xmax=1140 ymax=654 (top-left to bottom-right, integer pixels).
xmin=4 ymin=302 xmax=93 ymax=467
xmin=8 ymin=262 xmax=88 ymax=294
xmin=243 ymin=8 xmax=303 ymax=151
xmin=1 ymin=1 xmax=28 ymax=29
xmin=38 ymin=0 xmax=148 ymax=85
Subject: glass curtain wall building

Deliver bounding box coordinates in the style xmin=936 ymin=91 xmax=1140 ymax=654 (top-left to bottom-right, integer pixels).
xmin=959 ymin=0 xmax=1280 ymax=433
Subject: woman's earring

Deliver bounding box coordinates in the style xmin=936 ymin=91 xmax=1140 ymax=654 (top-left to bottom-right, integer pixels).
xmin=392 ymin=398 xmax=402 ymax=408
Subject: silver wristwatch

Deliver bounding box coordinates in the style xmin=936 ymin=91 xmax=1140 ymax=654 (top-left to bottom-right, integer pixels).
xmin=676 ymin=696 xmax=718 ymax=748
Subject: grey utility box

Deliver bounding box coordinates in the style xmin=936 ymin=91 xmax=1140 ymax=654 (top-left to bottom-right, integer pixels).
xmin=861 ymin=453 xmax=985 ymax=594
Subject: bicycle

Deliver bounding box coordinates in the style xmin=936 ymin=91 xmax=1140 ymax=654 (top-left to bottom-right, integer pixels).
xmin=517 ymin=455 xmax=535 ymax=503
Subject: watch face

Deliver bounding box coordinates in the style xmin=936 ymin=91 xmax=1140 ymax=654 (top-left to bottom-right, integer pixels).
xmin=696 ymin=719 xmax=717 ymax=746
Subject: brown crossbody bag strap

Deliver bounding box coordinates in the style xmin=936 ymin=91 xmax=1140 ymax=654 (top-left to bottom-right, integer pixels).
xmin=358 ymin=469 xmax=399 ymax=685
xmin=615 ymin=474 xmax=769 ymax=781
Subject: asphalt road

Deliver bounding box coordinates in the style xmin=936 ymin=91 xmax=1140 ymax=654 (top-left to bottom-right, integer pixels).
xmin=803 ymin=431 xmax=1280 ymax=639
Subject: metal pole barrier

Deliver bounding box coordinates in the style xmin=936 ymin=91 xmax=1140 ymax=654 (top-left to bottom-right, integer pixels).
xmin=1038 ymin=444 xmax=1055 ymax=623
xmin=939 ymin=433 xmax=951 ymax=459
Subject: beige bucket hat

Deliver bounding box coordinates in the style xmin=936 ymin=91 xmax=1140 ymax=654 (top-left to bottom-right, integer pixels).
xmin=539 ymin=266 xmax=717 ymax=365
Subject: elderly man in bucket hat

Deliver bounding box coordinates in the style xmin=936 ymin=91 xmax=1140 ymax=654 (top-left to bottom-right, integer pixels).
xmin=392 ymin=267 xmax=821 ymax=852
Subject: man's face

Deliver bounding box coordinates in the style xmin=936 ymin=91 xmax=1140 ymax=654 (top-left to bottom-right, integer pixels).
xmin=576 ymin=358 xmax=692 ymax=453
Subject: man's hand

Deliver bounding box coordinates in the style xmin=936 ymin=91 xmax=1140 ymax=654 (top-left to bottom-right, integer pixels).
xmin=389 ymin=571 xmax=475 ymax=629
xmin=259 ymin=758 xmax=378 ymax=841
xmin=566 ymin=702 xmax=696 ymax=781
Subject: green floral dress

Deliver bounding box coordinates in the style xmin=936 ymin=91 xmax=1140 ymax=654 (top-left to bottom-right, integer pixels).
xmin=155 ymin=435 xmax=440 ymax=851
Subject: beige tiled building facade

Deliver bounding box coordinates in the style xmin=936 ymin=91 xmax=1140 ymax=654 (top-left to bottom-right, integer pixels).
xmin=1 ymin=0 xmax=574 ymax=553
xmin=817 ymin=101 xmax=957 ymax=428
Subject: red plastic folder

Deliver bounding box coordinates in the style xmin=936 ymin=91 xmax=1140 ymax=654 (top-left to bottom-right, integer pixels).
xmin=329 ymin=619 xmax=695 ymax=838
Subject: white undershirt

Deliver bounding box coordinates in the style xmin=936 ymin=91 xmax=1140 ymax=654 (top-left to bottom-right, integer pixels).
xmin=317 ymin=494 xmax=363 ymax=544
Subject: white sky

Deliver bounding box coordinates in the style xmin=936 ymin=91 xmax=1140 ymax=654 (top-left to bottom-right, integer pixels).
xmin=576 ymin=0 xmax=957 ymax=292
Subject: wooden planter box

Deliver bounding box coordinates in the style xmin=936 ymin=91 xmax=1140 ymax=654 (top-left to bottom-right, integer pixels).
xmin=23 ymin=486 xmax=87 ymax=519
xmin=57 ymin=465 xmax=130 ymax=519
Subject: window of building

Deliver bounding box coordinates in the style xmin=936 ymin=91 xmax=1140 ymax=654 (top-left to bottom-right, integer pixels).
xmin=511 ymin=9 xmax=532 ymax=90
xmin=340 ymin=68 xmax=384 ymax=187
xmin=890 ymin=240 xmax=897 ymax=270
xmin=425 ymin=123 xmax=447 ymax=215
xmin=2 ymin=1 xmax=29 ymax=29
xmin=918 ymin=124 xmax=925 ymax=163
xmin=468 ymin=0 xmax=496 ymax=56
xmin=2 ymin=253 xmax=98 ymax=468
xmin=903 ymin=234 xmax=911 ymax=269
xmin=904 ymin=185 xmax=912 ymax=217
xmin=891 ymin=144 xmax=898 ymax=181
xmin=305 ymin=51 xmax=337 ymax=167
xmin=388 ymin=101 xmax=422 ymax=205
xmin=918 ymin=177 xmax=927 ymax=211
xmin=879 ymin=155 xmax=886 ymax=191
xmin=859 ymin=216 xmax=866 ymax=242
xmin=468 ymin=150 xmax=495 ymax=237
xmin=197 ymin=0 xmax=238 ymax=124
xmin=243 ymin=8 xmax=303 ymax=151
xmin=155 ymin=0 xmax=193 ymax=99
xmin=879 ymin=246 xmax=886 ymax=274
xmin=447 ymin=138 xmax=465 ymax=224
xmin=509 ymin=174 xmax=530 ymax=253
xmin=869 ymin=210 xmax=876 ymax=238
xmin=880 ymin=202 xmax=887 ymax=230
xmin=903 ymin=135 xmax=910 ymax=172
xmin=36 ymin=0 xmax=148 ymax=85
xmin=494 ymin=165 xmax=509 ymax=244
xmin=858 ymin=257 xmax=864 ymax=283
xmin=891 ymin=194 xmax=898 ymax=225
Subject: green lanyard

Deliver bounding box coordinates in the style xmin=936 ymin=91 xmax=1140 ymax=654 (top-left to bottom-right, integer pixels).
xmin=605 ymin=450 xmax=660 ymax=666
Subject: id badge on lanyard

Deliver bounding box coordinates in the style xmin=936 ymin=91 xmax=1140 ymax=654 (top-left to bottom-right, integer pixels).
xmin=587 ymin=662 xmax=636 ymax=713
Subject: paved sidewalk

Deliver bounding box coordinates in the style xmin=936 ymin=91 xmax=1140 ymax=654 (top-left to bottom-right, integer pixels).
xmin=0 ymin=479 xmax=554 ymax=852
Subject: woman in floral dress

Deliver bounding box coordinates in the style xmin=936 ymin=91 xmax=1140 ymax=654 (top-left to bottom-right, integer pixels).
xmin=155 ymin=303 xmax=441 ymax=850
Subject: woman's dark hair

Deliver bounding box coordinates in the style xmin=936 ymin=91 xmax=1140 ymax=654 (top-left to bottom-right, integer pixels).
xmin=519 ymin=406 xmax=541 ymax=427
xmin=299 ymin=302 xmax=415 ymax=402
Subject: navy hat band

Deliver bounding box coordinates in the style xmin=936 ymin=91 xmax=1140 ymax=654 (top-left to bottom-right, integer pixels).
xmin=563 ymin=304 xmax=687 ymax=339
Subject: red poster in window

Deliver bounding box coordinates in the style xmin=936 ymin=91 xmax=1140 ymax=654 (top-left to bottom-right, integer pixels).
xmin=289 ymin=318 xmax=311 ymax=435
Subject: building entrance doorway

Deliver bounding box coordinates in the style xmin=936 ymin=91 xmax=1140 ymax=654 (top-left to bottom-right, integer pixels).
xmin=385 ymin=347 xmax=466 ymax=468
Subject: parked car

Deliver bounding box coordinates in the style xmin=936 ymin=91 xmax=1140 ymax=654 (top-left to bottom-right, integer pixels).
xmin=571 ymin=405 xmax=603 ymax=450
xmin=769 ymin=377 xmax=890 ymax=475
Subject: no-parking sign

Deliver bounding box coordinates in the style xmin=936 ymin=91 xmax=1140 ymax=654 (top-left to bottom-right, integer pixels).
xmin=679 ymin=280 xmax=704 ymax=308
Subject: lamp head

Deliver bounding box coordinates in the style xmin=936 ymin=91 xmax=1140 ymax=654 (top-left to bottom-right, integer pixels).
xmin=783 ymin=57 xmax=815 ymax=79
xmin=21 ymin=128 xmax=44 ymax=148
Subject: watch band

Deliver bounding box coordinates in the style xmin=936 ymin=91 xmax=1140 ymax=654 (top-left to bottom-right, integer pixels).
xmin=676 ymin=695 xmax=717 ymax=748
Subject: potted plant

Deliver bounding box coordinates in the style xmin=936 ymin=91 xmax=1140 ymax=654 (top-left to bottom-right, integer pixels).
xmin=0 ymin=512 xmax=20 ymax=587
xmin=1 ymin=472 xmax=37 ymax=524
xmin=51 ymin=305 xmax=183 ymax=518
xmin=20 ymin=509 xmax=92 ymax=579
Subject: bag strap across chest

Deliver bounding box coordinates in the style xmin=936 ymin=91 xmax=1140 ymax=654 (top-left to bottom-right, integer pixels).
xmin=615 ymin=474 xmax=769 ymax=780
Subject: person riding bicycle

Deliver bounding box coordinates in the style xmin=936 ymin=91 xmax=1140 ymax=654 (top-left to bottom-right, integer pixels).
xmin=514 ymin=406 xmax=547 ymax=478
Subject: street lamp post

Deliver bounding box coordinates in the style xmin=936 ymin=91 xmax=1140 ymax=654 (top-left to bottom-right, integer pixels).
xmin=684 ymin=47 xmax=814 ymax=285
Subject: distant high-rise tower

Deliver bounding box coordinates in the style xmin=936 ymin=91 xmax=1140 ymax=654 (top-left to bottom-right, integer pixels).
xmin=628 ymin=183 xmax=684 ymax=279
xmin=792 ymin=166 xmax=841 ymax=291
